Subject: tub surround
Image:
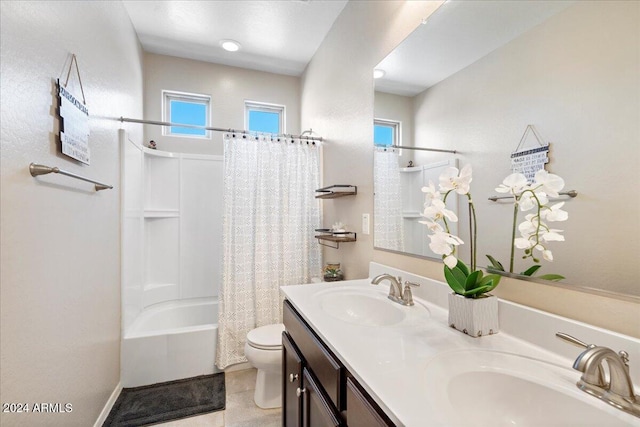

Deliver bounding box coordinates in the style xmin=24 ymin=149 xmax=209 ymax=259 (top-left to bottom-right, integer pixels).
xmin=281 ymin=262 xmax=640 ymax=426
xmin=121 ymin=297 xmax=220 ymax=387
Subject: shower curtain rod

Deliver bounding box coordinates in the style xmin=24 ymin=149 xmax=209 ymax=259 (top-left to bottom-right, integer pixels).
xmin=376 ymin=144 xmax=457 ymax=154
xmin=119 ymin=117 xmax=323 ymax=141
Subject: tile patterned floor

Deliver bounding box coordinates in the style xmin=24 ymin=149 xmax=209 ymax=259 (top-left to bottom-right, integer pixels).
xmin=154 ymin=369 xmax=281 ymax=427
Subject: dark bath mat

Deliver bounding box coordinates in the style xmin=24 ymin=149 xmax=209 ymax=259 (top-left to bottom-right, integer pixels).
xmin=103 ymin=373 xmax=225 ymax=427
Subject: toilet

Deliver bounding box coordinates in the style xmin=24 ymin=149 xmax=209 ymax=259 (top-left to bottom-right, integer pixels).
xmin=244 ymin=323 xmax=285 ymax=409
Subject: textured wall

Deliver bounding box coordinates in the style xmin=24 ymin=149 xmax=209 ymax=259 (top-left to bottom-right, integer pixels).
xmin=143 ymin=53 xmax=301 ymax=155
xmin=302 ymin=0 xmax=639 ymax=337
xmin=301 ymin=0 xmax=444 ymax=278
xmin=0 ymin=1 xmax=143 ymax=425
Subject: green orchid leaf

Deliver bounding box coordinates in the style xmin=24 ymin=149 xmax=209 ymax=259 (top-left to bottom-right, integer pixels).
xmin=537 ymin=274 xmax=565 ymax=282
xmin=521 ymin=265 xmax=542 ymax=276
xmin=444 ymin=266 xmax=466 ymax=295
xmin=485 ymin=254 xmax=505 ymax=271
xmin=448 ymin=264 xmax=468 ymax=287
xmin=465 ymin=285 xmax=493 ymax=298
xmin=454 ymin=259 xmax=470 ymax=277
xmin=464 ymin=270 xmax=483 ymax=291
xmin=478 ymin=274 xmax=501 ymax=293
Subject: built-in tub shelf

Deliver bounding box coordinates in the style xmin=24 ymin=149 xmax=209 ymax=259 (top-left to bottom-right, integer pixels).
xmin=402 ymin=211 xmax=422 ymax=218
xmin=144 ymin=209 xmax=180 ymax=218
xmin=315 ymin=230 xmax=357 ymax=249
xmin=315 ymin=185 xmax=357 ymax=199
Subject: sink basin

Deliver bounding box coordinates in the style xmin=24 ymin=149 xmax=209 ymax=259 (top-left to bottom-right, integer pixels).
xmin=316 ymin=287 xmax=428 ymax=327
xmin=423 ymin=350 xmax=636 ymax=426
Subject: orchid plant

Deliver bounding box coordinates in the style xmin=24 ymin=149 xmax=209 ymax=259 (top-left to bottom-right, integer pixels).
xmin=420 ymin=165 xmax=501 ymax=298
xmin=487 ymin=169 xmax=568 ymax=281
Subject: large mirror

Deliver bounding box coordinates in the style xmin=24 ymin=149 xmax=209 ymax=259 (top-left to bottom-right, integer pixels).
xmin=373 ymin=0 xmax=639 ymax=298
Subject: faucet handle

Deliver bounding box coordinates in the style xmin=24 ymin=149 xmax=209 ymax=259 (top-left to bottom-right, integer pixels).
xmin=556 ymin=332 xmax=595 ymax=349
xmin=619 ymin=350 xmax=630 ymax=367
xmin=401 ymin=281 xmax=419 ymax=306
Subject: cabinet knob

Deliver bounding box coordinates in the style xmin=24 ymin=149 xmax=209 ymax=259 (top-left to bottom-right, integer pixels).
xmin=289 ymin=373 xmax=299 ymax=383
xmin=296 ymin=387 xmax=306 ymax=397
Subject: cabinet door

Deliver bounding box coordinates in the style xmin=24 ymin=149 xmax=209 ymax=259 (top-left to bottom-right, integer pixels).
xmin=283 ymin=332 xmax=303 ymax=427
xmin=302 ymin=368 xmax=343 ymax=427
xmin=346 ymin=377 xmax=395 ymax=427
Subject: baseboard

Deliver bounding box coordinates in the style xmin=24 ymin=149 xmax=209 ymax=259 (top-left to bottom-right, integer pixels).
xmin=94 ymin=381 xmax=122 ymax=427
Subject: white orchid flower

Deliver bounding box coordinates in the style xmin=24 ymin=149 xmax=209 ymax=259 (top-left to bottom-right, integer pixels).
xmin=518 ymin=214 xmax=538 ymax=235
xmin=495 ymin=173 xmax=528 ymax=195
xmin=533 ymin=170 xmax=564 ymax=198
xmin=542 ymin=249 xmax=553 ymax=261
xmin=423 ymin=199 xmax=458 ymax=223
xmin=541 ymin=202 xmax=568 ymax=222
xmin=439 ymin=164 xmax=472 ymax=195
xmin=418 ymin=219 xmax=444 ymax=233
xmin=421 ymin=180 xmax=441 ymax=206
xmin=428 ymin=230 xmax=463 ymax=255
xmin=443 ymin=254 xmax=458 ymax=269
xmin=519 ymin=190 xmax=549 ymax=211
xmin=514 ymin=237 xmax=534 ymax=249
xmin=540 ymin=229 xmax=565 ymax=242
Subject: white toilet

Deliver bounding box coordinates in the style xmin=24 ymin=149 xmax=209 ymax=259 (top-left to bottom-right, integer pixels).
xmin=244 ymin=323 xmax=285 ymax=409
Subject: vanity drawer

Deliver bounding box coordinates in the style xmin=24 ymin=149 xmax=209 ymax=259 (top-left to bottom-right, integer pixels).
xmin=284 ymin=300 xmax=345 ymax=410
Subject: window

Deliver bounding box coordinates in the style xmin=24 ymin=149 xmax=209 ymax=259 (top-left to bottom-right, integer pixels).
xmin=163 ymin=91 xmax=211 ymax=138
xmin=245 ymin=101 xmax=285 ymax=134
xmin=374 ymin=119 xmax=400 ymax=147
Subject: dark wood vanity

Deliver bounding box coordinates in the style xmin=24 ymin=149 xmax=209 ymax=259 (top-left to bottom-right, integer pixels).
xmin=283 ymin=300 xmax=395 ymax=427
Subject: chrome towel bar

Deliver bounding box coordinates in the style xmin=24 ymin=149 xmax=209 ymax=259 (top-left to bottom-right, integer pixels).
xmin=29 ymin=163 xmax=113 ymax=191
xmin=488 ymin=190 xmax=577 ymax=202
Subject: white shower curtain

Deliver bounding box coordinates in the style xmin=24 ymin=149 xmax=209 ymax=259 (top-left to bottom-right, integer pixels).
xmin=216 ymin=134 xmax=322 ymax=369
xmin=374 ymin=147 xmax=404 ymax=251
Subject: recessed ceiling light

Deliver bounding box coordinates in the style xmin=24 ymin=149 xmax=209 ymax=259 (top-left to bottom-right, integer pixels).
xmin=220 ymin=40 xmax=241 ymax=52
xmin=373 ymin=69 xmax=386 ymax=79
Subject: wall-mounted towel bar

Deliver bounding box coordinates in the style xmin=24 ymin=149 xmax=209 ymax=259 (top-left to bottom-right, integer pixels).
xmin=488 ymin=190 xmax=577 ymax=202
xmin=29 ymin=163 xmax=113 ymax=191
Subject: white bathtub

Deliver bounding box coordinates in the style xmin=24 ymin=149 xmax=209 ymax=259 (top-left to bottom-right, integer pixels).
xmin=121 ymin=297 xmax=220 ymax=387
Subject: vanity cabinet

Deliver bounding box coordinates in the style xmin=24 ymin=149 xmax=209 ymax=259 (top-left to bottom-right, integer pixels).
xmin=283 ymin=300 xmax=394 ymax=427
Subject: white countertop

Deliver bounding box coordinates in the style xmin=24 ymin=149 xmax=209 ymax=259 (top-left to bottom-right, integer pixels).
xmin=281 ymin=262 xmax=640 ymax=427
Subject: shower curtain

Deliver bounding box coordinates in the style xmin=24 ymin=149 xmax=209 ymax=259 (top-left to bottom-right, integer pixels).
xmin=216 ymin=134 xmax=322 ymax=369
xmin=374 ymin=147 xmax=404 ymax=251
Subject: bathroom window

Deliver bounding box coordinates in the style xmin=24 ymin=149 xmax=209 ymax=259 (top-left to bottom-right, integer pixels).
xmin=163 ymin=90 xmax=211 ymax=138
xmin=374 ymin=119 xmax=400 ymax=147
xmin=245 ymin=101 xmax=285 ymax=134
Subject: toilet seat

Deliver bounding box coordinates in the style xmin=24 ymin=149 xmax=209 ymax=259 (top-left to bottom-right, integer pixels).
xmin=246 ymin=323 xmax=284 ymax=350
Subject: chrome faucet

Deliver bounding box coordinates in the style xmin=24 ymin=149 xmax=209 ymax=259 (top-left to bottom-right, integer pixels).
xmin=557 ymin=332 xmax=640 ymax=417
xmin=371 ymin=273 xmax=420 ymax=306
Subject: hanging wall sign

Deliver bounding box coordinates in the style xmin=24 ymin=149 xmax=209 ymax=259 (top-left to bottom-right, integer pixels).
xmin=57 ymin=54 xmax=90 ymax=164
xmin=510 ymin=125 xmax=549 ymax=183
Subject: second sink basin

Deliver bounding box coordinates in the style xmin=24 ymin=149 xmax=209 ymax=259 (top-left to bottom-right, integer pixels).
xmin=423 ymin=349 xmax=636 ymax=426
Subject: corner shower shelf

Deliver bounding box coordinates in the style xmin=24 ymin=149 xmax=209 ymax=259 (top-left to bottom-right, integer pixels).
xmin=315 ymin=185 xmax=357 ymax=199
xmin=144 ymin=209 xmax=180 ymax=218
xmin=315 ymin=230 xmax=357 ymax=249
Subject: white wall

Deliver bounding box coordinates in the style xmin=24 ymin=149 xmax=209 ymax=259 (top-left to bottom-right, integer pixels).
xmin=0 ymin=1 xmax=143 ymax=426
xmin=301 ymin=0 xmax=445 ymax=278
xmin=143 ymin=53 xmax=301 ymax=155
xmin=301 ymin=0 xmax=639 ymax=337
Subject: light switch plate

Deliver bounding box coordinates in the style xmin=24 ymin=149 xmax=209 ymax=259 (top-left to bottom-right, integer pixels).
xmin=362 ymin=213 xmax=370 ymax=235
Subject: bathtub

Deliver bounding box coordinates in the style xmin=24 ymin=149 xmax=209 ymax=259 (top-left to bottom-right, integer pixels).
xmin=121 ymin=297 xmax=220 ymax=387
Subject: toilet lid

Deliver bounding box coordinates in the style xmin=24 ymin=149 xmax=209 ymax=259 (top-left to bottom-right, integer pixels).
xmin=247 ymin=323 xmax=285 ymax=350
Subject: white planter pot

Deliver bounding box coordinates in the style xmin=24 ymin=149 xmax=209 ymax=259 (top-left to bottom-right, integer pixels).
xmin=448 ymin=293 xmax=499 ymax=337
